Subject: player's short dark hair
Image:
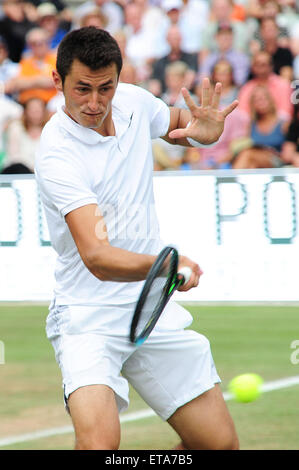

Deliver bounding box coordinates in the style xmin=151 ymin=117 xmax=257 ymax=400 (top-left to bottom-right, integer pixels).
xmin=56 ymin=27 xmax=123 ymax=84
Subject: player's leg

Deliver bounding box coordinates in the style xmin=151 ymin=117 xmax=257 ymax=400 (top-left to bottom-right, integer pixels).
xmin=67 ymin=384 xmax=121 ymax=450
xmin=122 ymin=302 xmax=238 ymax=450
xmin=46 ymin=304 xmax=135 ymax=450
xmin=168 ymin=383 xmax=239 ymax=450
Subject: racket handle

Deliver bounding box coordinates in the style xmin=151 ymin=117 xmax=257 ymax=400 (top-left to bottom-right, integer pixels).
xmin=178 ymin=266 xmax=192 ymax=285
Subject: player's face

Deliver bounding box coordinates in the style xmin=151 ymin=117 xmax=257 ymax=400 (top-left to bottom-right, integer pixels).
xmin=54 ymin=59 xmax=119 ymax=134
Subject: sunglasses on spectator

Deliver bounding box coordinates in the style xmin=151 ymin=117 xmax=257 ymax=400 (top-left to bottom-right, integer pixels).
xmin=29 ymin=40 xmax=48 ymax=47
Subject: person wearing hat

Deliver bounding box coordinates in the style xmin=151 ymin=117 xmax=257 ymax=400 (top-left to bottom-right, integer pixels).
xmin=156 ymin=0 xmax=209 ymax=57
xmin=37 ymin=2 xmax=68 ymax=50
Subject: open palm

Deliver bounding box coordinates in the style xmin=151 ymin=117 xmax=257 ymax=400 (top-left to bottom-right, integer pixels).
xmin=169 ymin=78 xmax=239 ymax=145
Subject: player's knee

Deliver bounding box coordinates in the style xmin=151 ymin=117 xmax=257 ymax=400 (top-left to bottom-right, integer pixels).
xmin=75 ymin=431 xmax=120 ymax=450
xmin=191 ymin=428 xmax=239 ymax=450
xmin=212 ymin=430 xmax=239 ymax=450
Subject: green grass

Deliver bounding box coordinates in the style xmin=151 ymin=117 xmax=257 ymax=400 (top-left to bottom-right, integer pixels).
xmin=0 ymin=304 xmax=298 ymax=450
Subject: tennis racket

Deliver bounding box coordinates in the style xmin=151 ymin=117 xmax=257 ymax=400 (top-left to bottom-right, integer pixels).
xmin=129 ymin=246 xmax=192 ymax=346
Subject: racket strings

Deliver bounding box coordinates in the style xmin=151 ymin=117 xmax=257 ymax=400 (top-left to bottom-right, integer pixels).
xmin=135 ymin=251 xmax=178 ymax=337
xmin=135 ymin=275 xmax=169 ymax=336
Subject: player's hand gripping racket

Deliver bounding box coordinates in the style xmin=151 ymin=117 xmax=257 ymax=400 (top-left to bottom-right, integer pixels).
xmin=129 ymin=246 xmax=192 ymax=346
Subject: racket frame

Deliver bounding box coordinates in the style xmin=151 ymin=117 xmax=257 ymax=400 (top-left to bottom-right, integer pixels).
xmin=130 ymin=246 xmax=180 ymax=345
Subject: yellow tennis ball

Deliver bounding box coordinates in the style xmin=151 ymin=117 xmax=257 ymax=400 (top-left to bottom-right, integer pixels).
xmin=228 ymin=373 xmax=263 ymax=403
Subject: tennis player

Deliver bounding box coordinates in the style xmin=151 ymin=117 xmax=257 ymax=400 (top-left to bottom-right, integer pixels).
xmin=35 ymin=27 xmax=239 ymax=450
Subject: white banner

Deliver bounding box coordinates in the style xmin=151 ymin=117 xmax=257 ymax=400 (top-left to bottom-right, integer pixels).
xmin=0 ymin=169 xmax=298 ymax=302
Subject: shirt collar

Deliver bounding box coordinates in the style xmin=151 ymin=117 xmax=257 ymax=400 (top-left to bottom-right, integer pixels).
xmin=57 ymin=89 xmax=134 ymax=145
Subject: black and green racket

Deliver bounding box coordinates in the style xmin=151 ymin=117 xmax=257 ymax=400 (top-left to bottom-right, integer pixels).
xmin=129 ymin=246 xmax=192 ymax=346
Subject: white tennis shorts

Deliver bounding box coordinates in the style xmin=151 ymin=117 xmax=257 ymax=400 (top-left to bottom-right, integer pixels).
xmin=46 ymin=300 xmax=221 ymax=421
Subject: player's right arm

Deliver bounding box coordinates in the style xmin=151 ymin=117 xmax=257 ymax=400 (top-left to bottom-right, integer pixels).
xmin=65 ymin=203 xmax=201 ymax=287
xmin=65 ymin=203 xmax=156 ymax=282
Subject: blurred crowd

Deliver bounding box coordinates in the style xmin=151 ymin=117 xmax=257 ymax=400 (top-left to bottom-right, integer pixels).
xmin=0 ymin=0 xmax=299 ymax=173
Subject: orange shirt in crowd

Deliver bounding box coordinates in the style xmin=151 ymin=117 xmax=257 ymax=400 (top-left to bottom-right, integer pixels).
xmin=18 ymin=52 xmax=57 ymax=104
xmin=231 ymin=4 xmax=246 ymax=22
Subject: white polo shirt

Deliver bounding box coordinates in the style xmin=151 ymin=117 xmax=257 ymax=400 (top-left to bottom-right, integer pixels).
xmin=35 ymin=83 xmax=170 ymax=306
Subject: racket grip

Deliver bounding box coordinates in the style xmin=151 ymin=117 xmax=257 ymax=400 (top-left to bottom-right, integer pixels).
xmin=178 ymin=266 xmax=192 ymax=285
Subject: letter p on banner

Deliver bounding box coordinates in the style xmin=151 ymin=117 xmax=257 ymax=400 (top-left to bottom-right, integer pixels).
xmin=215 ymin=177 xmax=248 ymax=244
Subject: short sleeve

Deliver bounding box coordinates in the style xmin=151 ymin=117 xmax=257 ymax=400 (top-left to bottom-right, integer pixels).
xmin=138 ymin=87 xmax=170 ymax=139
xmin=35 ymin=150 xmax=98 ymax=218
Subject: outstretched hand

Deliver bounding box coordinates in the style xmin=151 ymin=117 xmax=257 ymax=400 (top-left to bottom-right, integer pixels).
xmin=168 ymin=77 xmax=239 ymax=145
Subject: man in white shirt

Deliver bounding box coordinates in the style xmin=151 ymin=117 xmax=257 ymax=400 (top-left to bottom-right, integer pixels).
xmin=35 ymin=27 xmax=239 ymax=451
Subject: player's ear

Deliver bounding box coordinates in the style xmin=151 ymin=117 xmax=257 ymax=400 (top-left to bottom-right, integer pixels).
xmin=52 ymin=70 xmax=63 ymax=92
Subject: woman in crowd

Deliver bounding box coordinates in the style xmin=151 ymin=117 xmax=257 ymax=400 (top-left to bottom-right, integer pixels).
xmin=2 ymin=96 xmax=49 ymax=173
xmin=210 ymin=58 xmax=239 ymax=107
xmin=232 ymin=84 xmax=289 ymax=168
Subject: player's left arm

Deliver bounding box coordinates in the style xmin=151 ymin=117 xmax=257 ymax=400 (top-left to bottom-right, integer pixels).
xmin=162 ymin=77 xmax=238 ymax=147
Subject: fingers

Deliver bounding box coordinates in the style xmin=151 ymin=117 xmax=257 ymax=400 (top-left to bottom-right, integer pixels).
xmin=211 ymin=82 xmax=222 ymax=109
xmin=179 ymin=269 xmax=202 ymax=292
xmin=222 ymin=99 xmax=239 ymax=117
xmin=201 ymin=77 xmax=211 ymax=107
xmin=181 ymin=87 xmax=198 ymax=113
xmin=168 ymin=127 xmax=188 ymax=140
xmin=177 ymin=259 xmax=203 ymax=292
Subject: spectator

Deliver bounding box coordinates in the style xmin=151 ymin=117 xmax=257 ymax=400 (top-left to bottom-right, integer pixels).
xmin=161 ymin=60 xmax=196 ymax=106
xmin=134 ymin=0 xmax=166 ymax=37
xmin=238 ymin=50 xmax=293 ymax=121
xmin=209 ymin=59 xmax=239 ymax=107
xmin=148 ymin=24 xmax=197 ymax=96
xmin=152 ymin=61 xmax=197 ymax=169
xmin=122 ymin=2 xmax=158 ymax=81
xmin=247 ymin=0 xmax=298 ymax=47
xmin=0 ymin=34 xmax=19 ymax=85
xmin=157 ymin=0 xmax=209 ymax=56
xmin=119 ymin=59 xmax=138 ymax=85
xmin=72 ymin=0 xmax=124 ymax=35
xmin=198 ymin=23 xmax=250 ymax=87
xmin=231 ymin=84 xmax=288 ymax=168
xmin=259 ymin=17 xmax=294 ymax=80
xmin=156 ymin=0 xmax=185 ymax=60
xmin=113 ymin=29 xmax=127 ymax=59
xmin=0 ymin=93 xmax=23 ymax=170
xmin=36 ymin=2 xmax=68 ymax=50
xmin=27 ymin=0 xmax=67 ymax=12
xmin=2 ymin=97 xmax=49 ymax=173
xmin=281 ymin=103 xmax=299 ymax=166
xmin=79 ymin=8 xmax=108 ymax=29
xmin=200 ymin=0 xmax=250 ymax=62
xmin=249 ymin=84 xmax=288 ymax=152
xmin=5 ymin=27 xmax=57 ymax=104
xmin=0 ymin=0 xmax=37 ymax=63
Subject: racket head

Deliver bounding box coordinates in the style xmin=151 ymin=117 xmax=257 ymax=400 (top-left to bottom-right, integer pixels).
xmin=130 ymin=246 xmax=179 ymax=345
